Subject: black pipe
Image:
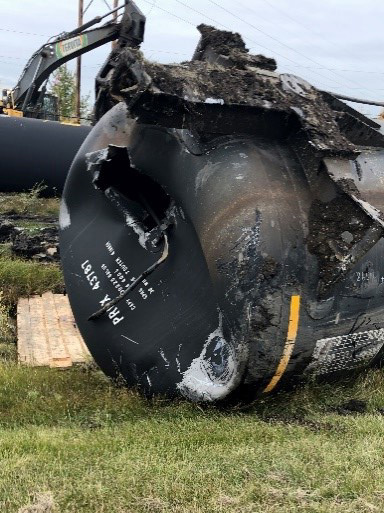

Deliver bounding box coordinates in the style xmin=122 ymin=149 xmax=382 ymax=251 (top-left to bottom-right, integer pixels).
xmin=0 ymin=115 xmax=90 ymax=194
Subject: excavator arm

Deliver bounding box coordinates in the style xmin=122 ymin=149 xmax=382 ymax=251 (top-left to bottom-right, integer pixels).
xmin=4 ymin=0 xmax=145 ymax=117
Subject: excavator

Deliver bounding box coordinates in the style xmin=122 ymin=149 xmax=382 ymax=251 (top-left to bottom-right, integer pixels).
xmin=0 ymin=0 xmax=143 ymax=193
xmin=5 ymin=0 xmax=384 ymax=403
xmin=0 ymin=0 xmax=143 ymax=120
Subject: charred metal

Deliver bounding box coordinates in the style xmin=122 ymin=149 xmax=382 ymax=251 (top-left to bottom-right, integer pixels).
xmin=57 ymin=8 xmax=384 ymax=404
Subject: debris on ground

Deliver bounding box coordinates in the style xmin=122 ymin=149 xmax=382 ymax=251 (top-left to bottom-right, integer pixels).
xmin=0 ymin=216 xmax=59 ymax=262
xmin=336 ymin=399 xmax=368 ymax=415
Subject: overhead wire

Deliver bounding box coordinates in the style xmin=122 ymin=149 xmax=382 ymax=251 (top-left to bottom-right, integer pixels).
xmin=234 ymin=0 xmax=384 ymax=87
xmin=0 ymin=13 xmax=383 ymax=76
xmin=1 ymin=0 xmax=383 ymax=108
xmin=205 ymin=0 xmax=376 ymax=95
xmin=164 ymin=0 xmax=369 ymax=92
xmin=83 ymin=0 xmax=95 ymax=15
xmin=238 ymin=0 xmax=326 ymax=40
xmin=145 ymin=0 xmax=159 ymax=16
xmin=102 ymin=0 xmax=112 ymax=11
xmin=2 ymin=48 xmax=384 ymax=77
xmin=0 ymin=27 xmax=47 ymax=37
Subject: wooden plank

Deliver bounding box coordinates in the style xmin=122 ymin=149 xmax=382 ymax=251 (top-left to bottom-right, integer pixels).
xmin=53 ymin=294 xmax=90 ymax=363
xmin=41 ymin=292 xmax=72 ymax=368
xmin=17 ymin=293 xmax=91 ymax=368
xmin=17 ymin=298 xmax=31 ymax=364
xmin=29 ymin=295 xmax=51 ymax=366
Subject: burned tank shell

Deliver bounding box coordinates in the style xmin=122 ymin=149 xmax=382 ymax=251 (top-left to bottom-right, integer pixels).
xmin=0 ymin=115 xmax=90 ymax=194
xmin=59 ymin=101 xmax=384 ymax=403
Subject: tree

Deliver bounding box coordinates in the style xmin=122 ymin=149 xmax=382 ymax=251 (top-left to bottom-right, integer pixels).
xmin=49 ymin=64 xmax=92 ymax=124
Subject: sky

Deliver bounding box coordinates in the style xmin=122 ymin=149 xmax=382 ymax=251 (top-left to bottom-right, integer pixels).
xmin=0 ymin=0 xmax=383 ymax=118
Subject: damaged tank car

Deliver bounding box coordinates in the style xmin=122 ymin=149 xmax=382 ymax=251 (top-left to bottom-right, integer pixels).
xmin=59 ymin=11 xmax=384 ymax=402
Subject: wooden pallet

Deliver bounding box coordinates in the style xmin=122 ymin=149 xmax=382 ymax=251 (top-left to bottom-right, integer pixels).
xmin=17 ymin=292 xmax=91 ymax=368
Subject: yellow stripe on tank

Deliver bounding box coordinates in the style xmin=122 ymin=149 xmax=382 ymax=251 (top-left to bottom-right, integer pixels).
xmin=263 ymin=294 xmax=301 ymax=393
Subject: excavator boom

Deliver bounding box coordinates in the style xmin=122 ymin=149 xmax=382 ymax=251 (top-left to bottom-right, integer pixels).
xmin=3 ymin=0 xmax=145 ymax=118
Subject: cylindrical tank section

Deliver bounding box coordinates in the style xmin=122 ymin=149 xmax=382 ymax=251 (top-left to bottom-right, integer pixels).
xmin=59 ymin=103 xmax=384 ymax=403
xmin=0 ymin=115 xmax=90 ymax=194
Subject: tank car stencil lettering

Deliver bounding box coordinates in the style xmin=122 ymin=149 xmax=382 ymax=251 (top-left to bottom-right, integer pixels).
xmin=81 ymin=260 xmax=100 ymax=290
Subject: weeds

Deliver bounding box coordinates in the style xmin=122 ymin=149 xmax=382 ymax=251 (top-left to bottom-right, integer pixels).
xmin=0 ymin=186 xmax=59 ymax=218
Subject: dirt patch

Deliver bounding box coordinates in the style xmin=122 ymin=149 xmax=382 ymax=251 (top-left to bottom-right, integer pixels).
xmin=0 ymin=220 xmax=17 ymax=241
xmin=18 ymin=492 xmax=55 ymax=513
xmin=0 ymin=216 xmax=59 ymax=262
xmin=336 ymin=178 xmax=362 ymax=199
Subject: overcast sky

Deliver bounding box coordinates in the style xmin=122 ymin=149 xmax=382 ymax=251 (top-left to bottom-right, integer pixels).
xmin=0 ymin=0 xmax=383 ymax=118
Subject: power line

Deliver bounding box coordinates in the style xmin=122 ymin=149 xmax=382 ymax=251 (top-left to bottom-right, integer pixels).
xmin=0 ymin=1 xmax=383 ymax=102
xmin=205 ymin=0 xmax=375 ymax=94
xmin=83 ymin=0 xmax=95 ymax=15
xmin=166 ymin=0 xmax=365 ymax=92
xmin=277 ymin=64 xmax=384 ymax=75
xmin=139 ymin=0 xmax=197 ymax=27
xmin=243 ymin=0 xmax=324 ymax=39
xmin=0 ymin=27 xmax=47 ymax=37
xmin=233 ymin=0 xmax=384 ymax=77
xmin=102 ymin=0 xmax=112 ymax=10
xmin=0 ymin=9 xmax=382 ymax=77
xmin=145 ymin=0 xmax=158 ymax=16
xmin=1 ymin=47 xmax=384 ymax=76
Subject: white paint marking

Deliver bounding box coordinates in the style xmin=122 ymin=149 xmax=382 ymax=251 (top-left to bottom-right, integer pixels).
xmin=59 ymin=199 xmax=71 ymax=230
xmin=159 ymin=348 xmax=170 ymax=367
xmin=121 ymin=335 xmax=139 ymax=345
xmin=205 ymin=97 xmax=224 ymax=104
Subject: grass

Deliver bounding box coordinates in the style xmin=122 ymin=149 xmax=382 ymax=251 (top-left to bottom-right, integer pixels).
xmin=0 ymin=185 xmax=59 ymax=218
xmin=0 ymin=257 xmax=63 ymax=308
xmin=1 ymin=192 xmax=384 ymax=512
xmin=1 ymin=363 xmax=384 ymax=512
xmin=13 ymin=219 xmax=56 ymax=235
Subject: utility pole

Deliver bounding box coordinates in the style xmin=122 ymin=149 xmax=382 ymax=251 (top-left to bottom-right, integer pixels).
xmin=112 ymin=0 xmax=118 ymax=49
xmin=76 ymin=0 xmax=84 ymax=124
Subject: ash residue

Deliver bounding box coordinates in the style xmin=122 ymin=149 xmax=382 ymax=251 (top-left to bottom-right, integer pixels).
xmin=307 ymin=195 xmax=372 ymax=290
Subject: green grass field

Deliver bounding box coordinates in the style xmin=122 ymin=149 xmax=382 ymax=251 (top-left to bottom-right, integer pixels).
xmin=1 ymin=192 xmax=384 ymax=512
xmin=2 ymin=360 xmax=384 ymax=513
